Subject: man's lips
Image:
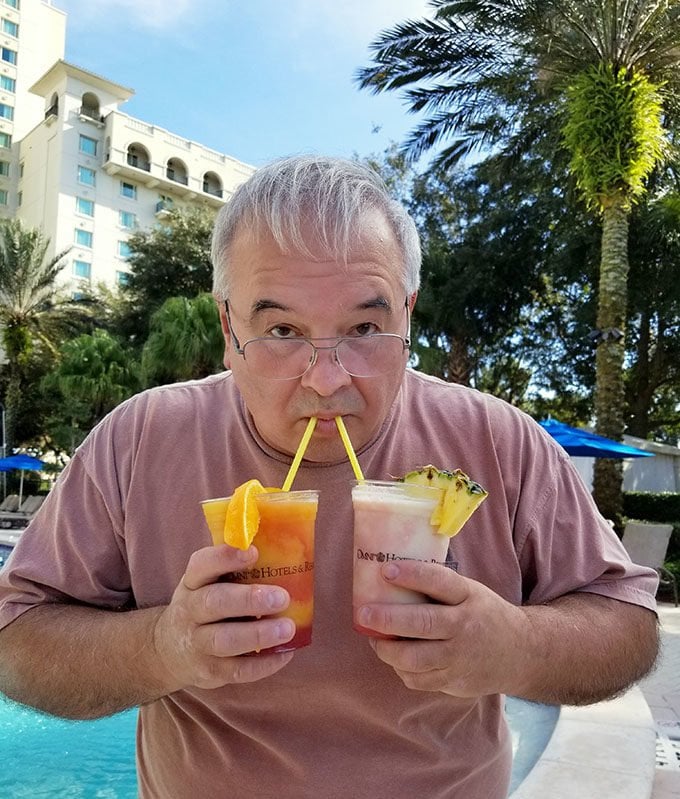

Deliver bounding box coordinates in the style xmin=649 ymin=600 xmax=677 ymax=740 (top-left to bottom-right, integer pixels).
xmin=312 ymin=416 xmax=347 ymax=436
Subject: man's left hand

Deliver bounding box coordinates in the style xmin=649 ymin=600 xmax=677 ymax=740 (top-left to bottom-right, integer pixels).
xmin=357 ymin=560 xmax=531 ymax=699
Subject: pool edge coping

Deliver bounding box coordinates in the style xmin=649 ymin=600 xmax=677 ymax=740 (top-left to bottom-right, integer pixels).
xmin=511 ymin=685 xmax=656 ymax=799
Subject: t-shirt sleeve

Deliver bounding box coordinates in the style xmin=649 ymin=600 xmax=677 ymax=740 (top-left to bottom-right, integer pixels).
xmin=0 ymin=446 xmax=133 ymax=632
xmin=515 ymin=448 xmax=659 ymax=611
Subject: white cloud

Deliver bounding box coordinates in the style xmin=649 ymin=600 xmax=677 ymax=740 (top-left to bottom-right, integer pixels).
xmin=281 ymin=0 xmax=433 ymax=46
xmin=54 ymin=0 xmax=215 ymax=33
xmin=55 ymin=0 xmax=433 ymax=41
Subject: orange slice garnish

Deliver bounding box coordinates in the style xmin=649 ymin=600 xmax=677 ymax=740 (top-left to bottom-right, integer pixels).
xmin=224 ymin=479 xmax=267 ymax=549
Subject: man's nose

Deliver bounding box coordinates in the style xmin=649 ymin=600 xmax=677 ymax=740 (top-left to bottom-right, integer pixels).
xmin=299 ymin=346 xmax=352 ymax=396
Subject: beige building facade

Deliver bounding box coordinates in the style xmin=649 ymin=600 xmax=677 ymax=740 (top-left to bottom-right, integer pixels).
xmin=4 ymin=0 xmax=254 ymax=292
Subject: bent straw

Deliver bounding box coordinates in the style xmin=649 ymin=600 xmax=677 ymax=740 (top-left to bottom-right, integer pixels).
xmin=282 ymin=416 xmax=318 ymax=491
xmin=335 ymin=416 xmax=364 ymax=481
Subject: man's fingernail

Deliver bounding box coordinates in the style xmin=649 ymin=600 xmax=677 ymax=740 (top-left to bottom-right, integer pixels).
xmin=383 ymin=563 xmax=399 ymax=580
xmin=267 ymin=589 xmax=287 ymax=610
xmin=276 ymin=620 xmax=295 ymax=640
xmin=358 ymin=606 xmax=371 ymax=625
xmin=237 ymin=546 xmax=256 ymax=563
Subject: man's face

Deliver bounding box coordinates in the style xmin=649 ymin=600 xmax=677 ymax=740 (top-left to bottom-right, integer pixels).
xmin=220 ymin=210 xmax=413 ymax=462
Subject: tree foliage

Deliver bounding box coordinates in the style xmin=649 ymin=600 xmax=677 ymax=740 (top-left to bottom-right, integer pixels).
xmin=358 ymin=0 xmax=680 ymax=525
xmin=141 ymin=293 xmax=224 ymax=385
xmin=41 ymin=330 xmax=141 ymax=454
xmin=118 ymin=206 xmax=217 ymax=344
xmin=0 ymin=219 xmax=96 ymax=451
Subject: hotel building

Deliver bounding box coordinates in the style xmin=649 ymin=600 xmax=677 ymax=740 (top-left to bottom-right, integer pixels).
xmin=2 ymin=0 xmax=254 ymax=292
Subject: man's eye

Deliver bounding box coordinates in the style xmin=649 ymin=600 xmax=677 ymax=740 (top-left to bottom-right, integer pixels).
xmin=268 ymin=325 xmax=299 ymax=339
xmin=353 ymin=323 xmax=379 ymax=337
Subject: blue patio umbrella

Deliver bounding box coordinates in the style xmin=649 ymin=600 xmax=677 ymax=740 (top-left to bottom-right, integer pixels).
xmin=538 ymin=419 xmax=655 ymax=459
xmin=0 ymin=454 xmax=46 ymax=505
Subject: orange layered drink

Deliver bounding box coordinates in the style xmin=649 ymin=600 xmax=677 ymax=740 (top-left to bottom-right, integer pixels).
xmin=201 ymin=488 xmax=318 ymax=653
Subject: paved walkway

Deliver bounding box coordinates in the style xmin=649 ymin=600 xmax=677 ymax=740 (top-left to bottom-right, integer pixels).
xmin=639 ymin=601 xmax=680 ymax=798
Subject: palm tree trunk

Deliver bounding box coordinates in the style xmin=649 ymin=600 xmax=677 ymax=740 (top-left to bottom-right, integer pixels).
xmin=447 ymin=337 xmax=472 ymax=385
xmin=592 ymin=201 xmax=630 ymax=529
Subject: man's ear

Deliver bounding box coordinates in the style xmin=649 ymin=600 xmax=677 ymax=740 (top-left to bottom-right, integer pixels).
xmin=408 ymin=291 xmax=418 ymax=312
xmin=218 ymin=301 xmax=232 ymax=370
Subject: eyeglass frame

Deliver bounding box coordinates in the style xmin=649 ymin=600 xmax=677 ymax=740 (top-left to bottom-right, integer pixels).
xmin=223 ymin=298 xmax=411 ymax=380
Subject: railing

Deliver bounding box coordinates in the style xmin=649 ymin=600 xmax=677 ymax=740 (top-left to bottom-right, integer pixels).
xmin=166 ymin=169 xmax=188 ymax=185
xmin=127 ymin=154 xmax=151 ymax=172
xmin=78 ymin=106 xmax=103 ymax=122
xmin=202 ymin=185 xmax=223 ymax=198
xmin=45 ymin=104 xmax=58 ymax=119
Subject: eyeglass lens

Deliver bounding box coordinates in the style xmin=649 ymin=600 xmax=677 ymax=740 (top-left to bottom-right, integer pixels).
xmin=242 ymin=336 xmax=406 ymax=380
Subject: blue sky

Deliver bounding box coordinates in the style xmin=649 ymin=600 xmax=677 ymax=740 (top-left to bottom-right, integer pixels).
xmin=52 ymin=0 xmax=433 ymax=168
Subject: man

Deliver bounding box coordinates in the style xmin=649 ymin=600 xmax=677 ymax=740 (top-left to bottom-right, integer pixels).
xmin=0 ymin=156 xmax=658 ymax=798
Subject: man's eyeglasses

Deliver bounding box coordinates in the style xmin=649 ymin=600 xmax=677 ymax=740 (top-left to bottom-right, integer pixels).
xmin=224 ymin=301 xmax=411 ymax=381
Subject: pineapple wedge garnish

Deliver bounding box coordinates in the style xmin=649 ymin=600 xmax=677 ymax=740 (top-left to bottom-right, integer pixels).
xmin=401 ymin=465 xmax=488 ymax=537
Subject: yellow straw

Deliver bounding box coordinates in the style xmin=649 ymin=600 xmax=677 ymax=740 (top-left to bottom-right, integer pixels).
xmin=335 ymin=416 xmax=364 ymax=481
xmin=282 ymin=416 xmax=318 ymax=491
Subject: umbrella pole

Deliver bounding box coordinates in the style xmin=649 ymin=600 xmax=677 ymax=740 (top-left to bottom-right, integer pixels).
xmin=19 ymin=469 xmax=24 ymax=506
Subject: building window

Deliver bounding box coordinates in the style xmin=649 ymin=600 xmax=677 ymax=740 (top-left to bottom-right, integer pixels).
xmin=0 ymin=160 xmax=9 ymax=176
xmin=116 ymin=270 xmax=130 ymax=286
xmin=120 ymin=181 xmax=137 ymax=200
xmin=75 ymin=229 xmax=93 ymax=248
xmin=0 ymin=132 xmax=10 ymax=149
xmin=76 ymin=197 xmax=95 ymax=217
xmin=0 ymin=75 xmax=15 ymax=93
xmin=118 ymin=241 xmax=132 ymax=259
xmin=0 ymin=188 xmax=8 ymax=205
xmin=119 ymin=210 xmax=137 ymax=229
xmin=2 ymin=18 xmax=18 ymax=37
xmin=73 ymin=260 xmax=91 ymax=279
xmin=79 ymin=134 xmax=98 ymax=157
xmin=16 ymin=189 xmax=20 ymax=206
xmin=0 ymin=103 xmax=14 ymax=120
xmin=2 ymin=1 xmax=20 ymax=10
xmin=77 ymin=165 xmax=96 ymax=186
xmin=1 ymin=47 xmax=16 ymax=65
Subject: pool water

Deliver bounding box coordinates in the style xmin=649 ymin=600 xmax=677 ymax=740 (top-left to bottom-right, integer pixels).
xmin=0 ymin=699 xmax=138 ymax=797
xmin=0 ymin=694 xmax=558 ymax=797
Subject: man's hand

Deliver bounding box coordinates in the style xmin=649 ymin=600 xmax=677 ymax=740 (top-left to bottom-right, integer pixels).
xmin=355 ymin=559 xmax=658 ymax=705
xmin=356 ymin=560 xmax=530 ymax=699
xmin=152 ymin=544 xmax=297 ymax=692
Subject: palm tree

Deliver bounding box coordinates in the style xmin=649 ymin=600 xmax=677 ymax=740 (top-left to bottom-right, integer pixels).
xmin=357 ymin=0 xmax=680 ymax=525
xmin=42 ymin=330 xmax=141 ymax=453
xmin=0 ymin=219 xmax=73 ymax=450
xmin=141 ymin=293 xmax=224 ymax=386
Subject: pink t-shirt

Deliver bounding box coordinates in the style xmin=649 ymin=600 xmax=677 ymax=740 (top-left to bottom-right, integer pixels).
xmin=0 ymin=370 xmax=658 ymax=798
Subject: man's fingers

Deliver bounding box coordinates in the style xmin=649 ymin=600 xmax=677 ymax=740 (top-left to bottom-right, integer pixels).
xmin=182 ymin=544 xmax=257 ymax=591
xmin=379 ymin=560 xmax=470 ymax=606
xmin=195 ymin=616 xmax=296 ymax=658
xmin=358 ymin=602 xmax=455 ymax=640
xmin=190 ymin=582 xmax=290 ymax=625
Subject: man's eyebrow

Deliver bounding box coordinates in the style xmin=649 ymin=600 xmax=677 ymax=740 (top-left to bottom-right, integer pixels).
xmin=251 ymin=297 xmax=393 ymax=316
xmin=250 ymin=299 xmax=290 ymax=321
xmin=357 ymin=297 xmax=392 ymax=312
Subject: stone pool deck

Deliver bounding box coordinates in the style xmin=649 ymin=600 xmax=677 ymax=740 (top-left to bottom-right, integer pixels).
xmin=641 ymin=601 xmax=680 ymax=799
xmin=513 ymin=600 xmax=679 ymax=799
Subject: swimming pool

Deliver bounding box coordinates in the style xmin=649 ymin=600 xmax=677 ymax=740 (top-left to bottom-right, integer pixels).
xmin=0 ymin=694 xmax=558 ymax=797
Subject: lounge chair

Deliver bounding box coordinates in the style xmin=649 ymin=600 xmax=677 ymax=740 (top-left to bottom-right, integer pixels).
xmin=0 ymin=495 xmax=46 ymax=529
xmin=0 ymin=494 xmax=20 ymax=512
xmin=622 ymin=521 xmax=678 ymax=607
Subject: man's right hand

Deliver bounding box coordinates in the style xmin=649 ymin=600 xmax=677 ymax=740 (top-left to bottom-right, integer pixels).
xmin=152 ymin=544 xmax=296 ymax=691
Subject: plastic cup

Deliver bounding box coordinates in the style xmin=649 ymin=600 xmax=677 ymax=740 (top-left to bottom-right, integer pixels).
xmin=201 ymin=490 xmax=319 ymax=652
xmin=351 ymin=480 xmax=448 ymax=638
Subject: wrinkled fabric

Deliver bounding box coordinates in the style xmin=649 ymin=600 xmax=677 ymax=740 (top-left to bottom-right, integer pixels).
xmin=0 ymin=370 xmax=657 ymax=798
